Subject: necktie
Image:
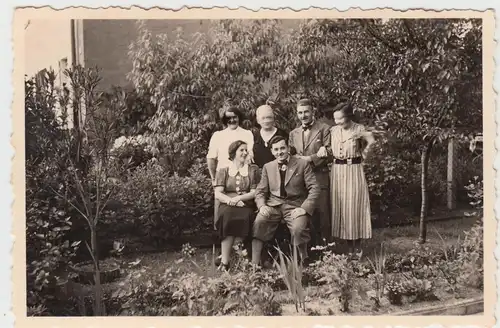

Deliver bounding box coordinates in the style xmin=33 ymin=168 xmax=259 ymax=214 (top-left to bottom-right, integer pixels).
xmin=278 ymin=160 xmax=288 ymax=198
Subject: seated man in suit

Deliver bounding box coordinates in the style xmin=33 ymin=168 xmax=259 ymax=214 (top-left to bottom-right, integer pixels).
xmin=251 ymin=135 xmax=320 ymax=267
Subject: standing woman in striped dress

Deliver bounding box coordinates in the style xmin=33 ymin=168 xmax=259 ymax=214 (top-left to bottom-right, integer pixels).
xmin=319 ymin=102 xmax=375 ymax=254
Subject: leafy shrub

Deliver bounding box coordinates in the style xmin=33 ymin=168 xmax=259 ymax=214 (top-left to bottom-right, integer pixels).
xmin=112 ymin=264 xmax=281 ymax=316
xmin=401 ymin=276 xmax=438 ymax=302
xmin=25 ymin=73 xmax=82 ymax=310
xmin=115 ymin=160 xmax=213 ymax=246
xmin=310 ymin=251 xmax=358 ymax=312
xmin=464 ymin=176 xmax=483 ymax=210
xmin=385 ymin=276 xmax=404 ymax=305
xmin=457 ymin=218 xmax=483 ymax=290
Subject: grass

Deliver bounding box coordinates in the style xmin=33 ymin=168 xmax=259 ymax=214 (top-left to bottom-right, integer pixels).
xmin=114 ymin=216 xmax=478 ymax=283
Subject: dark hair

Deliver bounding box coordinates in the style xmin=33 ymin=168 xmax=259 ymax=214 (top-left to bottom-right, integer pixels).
xmin=268 ymin=135 xmax=288 ymax=148
xmin=221 ymin=106 xmax=244 ymax=126
xmin=333 ymin=101 xmax=354 ymax=118
xmin=297 ymin=98 xmax=313 ymax=108
xmin=228 ymin=140 xmax=247 ymax=161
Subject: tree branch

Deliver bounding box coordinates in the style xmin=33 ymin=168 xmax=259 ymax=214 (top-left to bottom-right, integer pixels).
xmin=358 ymin=20 xmax=402 ymax=54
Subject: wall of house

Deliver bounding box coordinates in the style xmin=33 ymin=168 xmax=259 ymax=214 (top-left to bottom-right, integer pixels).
xmin=82 ymin=19 xmax=213 ymax=90
xmin=24 ymin=19 xmax=73 ymax=81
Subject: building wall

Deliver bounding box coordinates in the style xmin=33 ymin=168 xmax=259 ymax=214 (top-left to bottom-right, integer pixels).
xmin=24 ymin=19 xmax=73 ymax=81
xmin=82 ymin=19 xmax=212 ymax=90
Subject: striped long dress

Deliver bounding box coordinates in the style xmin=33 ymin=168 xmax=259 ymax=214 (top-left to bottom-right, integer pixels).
xmin=329 ymin=123 xmax=372 ymax=240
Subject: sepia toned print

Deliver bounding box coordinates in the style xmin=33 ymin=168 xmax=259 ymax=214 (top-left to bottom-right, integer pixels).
xmin=12 ymin=6 xmax=496 ymax=328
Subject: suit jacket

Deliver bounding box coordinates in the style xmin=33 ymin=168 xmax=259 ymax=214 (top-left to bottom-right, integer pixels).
xmin=289 ymin=120 xmax=332 ymax=170
xmin=255 ymin=155 xmax=320 ymax=216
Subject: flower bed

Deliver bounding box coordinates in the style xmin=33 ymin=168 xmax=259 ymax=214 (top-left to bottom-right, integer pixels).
xmin=54 ymin=217 xmax=482 ymax=316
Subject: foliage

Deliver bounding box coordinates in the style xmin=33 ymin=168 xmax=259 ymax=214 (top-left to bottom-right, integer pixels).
xmin=310 ymin=251 xmax=359 ymax=312
xmin=272 ymin=245 xmax=306 ymax=313
xmin=25 ymin=72 xmax=82 ymax=309
xmin=112 ymin=263 xmax=281 ymax=316
xmin=464 ymin=176 xmax=483 ymax=210
xmin=366 ymin=244 xmax=387 ymax=310
xmin=401 ymin=276 xmax=438 ymax=302
xmin=456 ymin=218 xmax=483 ymax=290
xmin=384 ymin=276 xmax=404 ymax=305
xmin=115 ymin=160 xmax=213 ymax=246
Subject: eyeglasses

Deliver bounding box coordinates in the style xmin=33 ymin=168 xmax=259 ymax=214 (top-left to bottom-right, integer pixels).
xmin=226 ymin=115 xmax=238 ymax=121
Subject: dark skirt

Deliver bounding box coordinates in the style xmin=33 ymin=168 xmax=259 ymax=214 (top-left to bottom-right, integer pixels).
xmin=217 ymin=203 xmax=254 ymax=239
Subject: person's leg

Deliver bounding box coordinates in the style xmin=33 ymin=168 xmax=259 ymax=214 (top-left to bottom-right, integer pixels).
xmin=251 ymin=239 xmax=265 ymax=265
xmin=282 ymin=204 xmax=311 ymax=263
xmin=316 ymin=171 xmax=332 ymax=243
xmin=251 ymin=207 xmax=281 ymax=266
xmin=220 ymin=236 xmax=235 ymax=267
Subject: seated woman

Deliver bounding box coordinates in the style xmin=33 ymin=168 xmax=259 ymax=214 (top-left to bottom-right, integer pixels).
xmin=214 ymin=140 xmax=260 ymax=271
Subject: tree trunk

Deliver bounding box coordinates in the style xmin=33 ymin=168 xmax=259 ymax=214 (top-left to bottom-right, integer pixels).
xmin=447 ymin=137 xmax=457 ymax=210
xmin=418 ymin=142 xmax=433 ymax=244
xmin=90 ymin=226 xmax=103 ymax=315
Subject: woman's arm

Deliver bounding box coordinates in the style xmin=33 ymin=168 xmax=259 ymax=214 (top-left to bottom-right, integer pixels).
xmin=235 ymin=189 xmax=256 ymax=202
xmin=214 ymin=186 xmax=233 ymax=203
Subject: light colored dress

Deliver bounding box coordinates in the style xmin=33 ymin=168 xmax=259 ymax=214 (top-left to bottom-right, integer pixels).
xmin=329 ymin=123 xmax=372 ymax=240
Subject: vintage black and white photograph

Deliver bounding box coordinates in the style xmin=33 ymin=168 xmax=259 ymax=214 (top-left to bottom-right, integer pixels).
xmin=20 ymin=10 xmax=493 ymax=320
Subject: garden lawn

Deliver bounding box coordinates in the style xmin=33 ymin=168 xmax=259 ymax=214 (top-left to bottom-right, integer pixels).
xmin=117 ymin=215 xmax=477 ymax=277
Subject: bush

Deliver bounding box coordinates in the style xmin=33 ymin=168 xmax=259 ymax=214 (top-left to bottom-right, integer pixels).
xmin=25 ymin=73 xmax=82 ymax=310
xmin=115 ymin=159 xmax=213 ymax=246
xmin=111 ymin=265 xmax=281 ymax=316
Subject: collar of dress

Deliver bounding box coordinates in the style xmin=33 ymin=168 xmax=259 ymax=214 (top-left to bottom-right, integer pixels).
xmin=228 ymin=164 xmax=249 ymax=177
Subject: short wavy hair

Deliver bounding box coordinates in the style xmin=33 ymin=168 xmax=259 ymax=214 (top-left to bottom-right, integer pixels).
xmin=228 ymin=140 xmax=247 ymax=161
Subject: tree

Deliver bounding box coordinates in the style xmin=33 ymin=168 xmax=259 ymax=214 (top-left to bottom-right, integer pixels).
xmin=349 ymin=19 xmax=482 ymax=243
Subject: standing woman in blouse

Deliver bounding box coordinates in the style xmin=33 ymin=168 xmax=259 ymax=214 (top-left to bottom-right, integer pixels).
xmin=253 ymin=104 xmax=289 ymax=169
xmin=207 ymin=106 xmax=255 ymax=228
xmin=318 ymin=102 xmax=375 ymax=254
xmin=214 ymin=140 xmax=260 ymax=271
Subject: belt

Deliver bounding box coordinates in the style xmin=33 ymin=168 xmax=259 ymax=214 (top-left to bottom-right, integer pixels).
xmin=333 ymin=157 xmax=363 ymax=165
xmin=314 ymin=167 xmax=330 ymax=173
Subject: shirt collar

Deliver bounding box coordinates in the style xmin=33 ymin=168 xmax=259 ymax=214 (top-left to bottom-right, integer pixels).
xmin=225 ymin=126 xmax=241 ymax=132
xmin=302 ymin=119 xmax=315 ymax=130
xmin=228 ymin=163 xmax=249 ymax=177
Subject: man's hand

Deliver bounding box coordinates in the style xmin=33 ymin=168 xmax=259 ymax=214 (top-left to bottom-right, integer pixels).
xmin=290 ymin=207 xmax=307 ymax=219
xmin=246 ymin=153 xmax=254 ymax=164
xmin=258 ymin=205 xmax=273 ymax=217
xmin=316 ymin=146 xmax=328 ymax=158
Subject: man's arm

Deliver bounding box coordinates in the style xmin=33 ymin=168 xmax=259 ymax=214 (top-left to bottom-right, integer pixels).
xmin=300 ymin=162 xmax=320 ymax=216
xmin=310 ymin=124 xmax=332 ymax=166
xmin=254 ymin=165 xmax=269 ymax=210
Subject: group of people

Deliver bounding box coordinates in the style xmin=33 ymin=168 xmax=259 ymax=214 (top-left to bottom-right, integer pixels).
xmin=206 ymin=98 xmax=376 ymax=271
